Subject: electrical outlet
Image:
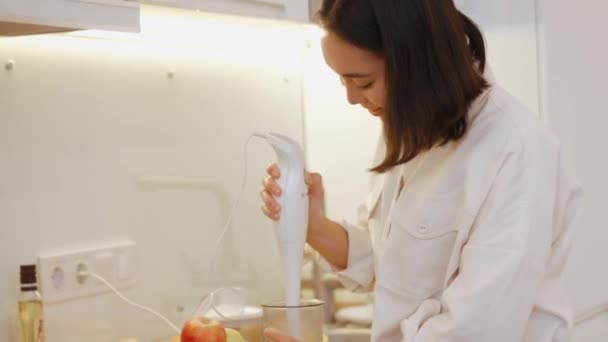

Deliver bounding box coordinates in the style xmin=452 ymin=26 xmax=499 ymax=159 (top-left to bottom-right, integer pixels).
xmin=38 ymin=241 xmax=136 ymax=304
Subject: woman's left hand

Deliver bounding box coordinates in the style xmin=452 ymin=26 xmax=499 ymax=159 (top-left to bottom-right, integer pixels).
xmin=263 ymin=328 xmax=299 ymax=342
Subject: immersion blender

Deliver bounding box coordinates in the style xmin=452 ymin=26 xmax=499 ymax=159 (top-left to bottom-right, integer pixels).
xmin=254 ymin=132 xmax=309 ymax=339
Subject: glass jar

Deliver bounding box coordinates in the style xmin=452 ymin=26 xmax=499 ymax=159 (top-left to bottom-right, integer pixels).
xmin=261 ymin=299 xmax=324 ymax=342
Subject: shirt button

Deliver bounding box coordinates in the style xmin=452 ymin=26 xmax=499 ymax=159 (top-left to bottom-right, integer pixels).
xmin=417 ymin=225 xmax=428 ymax=234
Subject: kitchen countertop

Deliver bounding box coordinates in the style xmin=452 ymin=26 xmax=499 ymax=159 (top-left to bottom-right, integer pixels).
xmin=44 ymin=319 xmax=178 ymax=342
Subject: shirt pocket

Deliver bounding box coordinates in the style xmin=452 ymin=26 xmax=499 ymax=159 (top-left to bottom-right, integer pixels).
xmin=377 ymin=192 xmax=466 ymax=298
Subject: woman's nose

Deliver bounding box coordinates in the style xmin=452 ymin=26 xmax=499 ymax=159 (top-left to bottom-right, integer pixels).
xmin=345 ymin=84 xmax=361 ymax=105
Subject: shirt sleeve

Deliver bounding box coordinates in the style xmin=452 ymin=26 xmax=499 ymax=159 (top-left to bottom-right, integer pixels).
xmin=316 ymin=135 xmax=385 ymax=292
xmin=316 ymin=214 xmax=376 ymax=292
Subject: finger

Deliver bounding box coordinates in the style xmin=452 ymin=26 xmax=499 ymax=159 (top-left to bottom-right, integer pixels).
xmin=260 ymin=190 xmax=281 ymax=212
xmin=261 ymin=205 xmax=280 ymax=221
xmin=262 ymin=175 xmax=282 ymax=196
xmin=264 ymin=328 xmax=298 ymax=342
xmin=304 ymin=172 xmax=323 ymax=197
xmin=304 ymin=172 xmax=322 ymax=186
xmin=267 ymin=163 xmax=281 ymax=179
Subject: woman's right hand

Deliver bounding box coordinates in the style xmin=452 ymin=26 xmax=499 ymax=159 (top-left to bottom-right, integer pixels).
xmin=260 ymin=163 xmax=325 ymax=232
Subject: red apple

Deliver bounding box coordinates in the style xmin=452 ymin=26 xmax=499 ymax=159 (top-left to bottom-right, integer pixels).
xmin=181 ymin=317 xmax=227 ymax=342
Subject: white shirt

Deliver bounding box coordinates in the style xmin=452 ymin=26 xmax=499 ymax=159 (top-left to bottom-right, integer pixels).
xmin=324 ymin=84 xmax=584 ymax=341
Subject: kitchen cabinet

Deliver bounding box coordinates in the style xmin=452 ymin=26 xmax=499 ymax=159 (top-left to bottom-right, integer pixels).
xmin=0 ymin=0 xmax=140 ymax=36
xmin=146 ymin=0 xmax=322 ymax=23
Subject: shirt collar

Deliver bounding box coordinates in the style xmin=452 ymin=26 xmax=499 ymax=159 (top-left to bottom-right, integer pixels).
xmin=467 ymin=63 xmax=495 ymax=123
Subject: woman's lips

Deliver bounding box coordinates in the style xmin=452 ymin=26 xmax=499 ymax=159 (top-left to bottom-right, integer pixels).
xmin=369 ymin=107 xmax=383 ymax=116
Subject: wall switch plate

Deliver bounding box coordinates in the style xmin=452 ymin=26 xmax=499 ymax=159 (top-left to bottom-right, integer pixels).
xmin=38 ymin=241 xmax=136 ymax=304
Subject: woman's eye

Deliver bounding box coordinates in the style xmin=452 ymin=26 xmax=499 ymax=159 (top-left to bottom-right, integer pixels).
xmin=359 ymin=81 xmax=374 ymax=90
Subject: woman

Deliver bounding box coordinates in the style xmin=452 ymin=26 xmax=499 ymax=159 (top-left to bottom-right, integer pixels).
xmin=262 ymin=0 xmax=583 ymax=341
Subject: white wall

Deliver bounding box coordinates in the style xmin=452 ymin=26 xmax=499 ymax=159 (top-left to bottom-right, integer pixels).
xmin=455 ymin=0 xmax=540 ymax=115
xmin=0 ymin=6 xmax=308 ymax=341
xmin=537 ymin=0 xmax=608 ymax=340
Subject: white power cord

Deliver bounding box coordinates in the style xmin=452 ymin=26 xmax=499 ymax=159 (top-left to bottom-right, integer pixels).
xmin=196 ymin=134 xmax=265 ymax=320
xmin=208 ymin=133 xmax=259 ymax=276
xmin=78 ymin=270 xmax=181 ymax=335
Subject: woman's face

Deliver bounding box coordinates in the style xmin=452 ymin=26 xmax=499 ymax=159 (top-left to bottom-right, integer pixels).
xmin=321 ymin=32 xmax=387 ymax=117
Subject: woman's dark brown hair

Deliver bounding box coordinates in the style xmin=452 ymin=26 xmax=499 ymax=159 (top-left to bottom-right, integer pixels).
xmin=318 ymin=0 xmax=489 ymax=173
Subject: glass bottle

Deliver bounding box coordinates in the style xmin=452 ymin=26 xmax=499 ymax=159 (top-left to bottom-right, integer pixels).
xmin=18 ymin=264 xmax=45 ymax=342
